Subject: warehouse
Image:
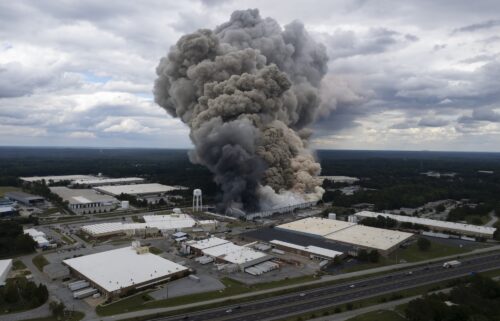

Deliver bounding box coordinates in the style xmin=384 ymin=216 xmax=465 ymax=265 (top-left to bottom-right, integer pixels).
xmin=269 ymin=240 xmax=343 ymax=260
xmin=63 ymin=244 xmax=189 ymax=298
xmin=143 ymin=214 xmax=197 ymax=232
xmin=0 ymin=206 xmax=17 ymax=217
xmin=186 ymin=237 xmax=271 ymax=270
xmin=24 ymin=228 xmax=50 ymax=247
xmin=5 ymin=191 xmax=45 ymax=206
xmin=0 ymin=259 xmax=12 ymax=286
xmin=354 ymin=211 xmax=496 ymax=239
xmin=94 ymin=183 xmax=181 ymax=197
xmin=276 ymin=217 xmax=356 ymax=237
xmin=72 ymin=177 xmax=144 ymax=187
xmin=324 ymin=224 xmax=413 ymax=254
xmin=275 ymin=217 xmax=414 ymax=256
xmin=81 ymin=222 xmax=159 ymax=238
xmin=50 ymin=187 xmax=118 ymax=214
xmin=21 ymin=175 xmax=97 ymax=183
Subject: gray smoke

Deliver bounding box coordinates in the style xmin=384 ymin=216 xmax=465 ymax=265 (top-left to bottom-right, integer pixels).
xmin=154 ymin=9 xmax=328 ymax=212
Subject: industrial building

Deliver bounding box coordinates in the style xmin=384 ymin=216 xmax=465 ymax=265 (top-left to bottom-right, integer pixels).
xmin=354 ymin=211 xmax=496 ymax=239
xmin=94 ymin=183 xmax=182 ymax=197
xmin=5 ymin=191 xmax=45 ymax=206
xmin=72 ymin=177 xmax=144 ymax=187
xmin=0 ymin=206 xmax=17 ymax=217
xmin=63 ymin=244 xmax=189 ymax=298
xmin=0 ymin=259 xmax=12 ymax=286
xmin=276 ymin=217 xmax=356 ymax=237
xmin=320 ymin=176 xmax=359 ymax=184
xmin=20 ymin=175 xmax=97 ymax=183
xmin=276 ymin=217 xmax=414 ymax=255
xmin=50 ymin=187 xmax=118 ymax=214
xmin=185 ymin=237 xmax=271 ymax=271
xmin=24 ymin=228 xmax=50 ymax=247
xmin=81 ymin=214 xmax=216 ymax=237
xmin=269 ymin=240 xmax=343 ymax=260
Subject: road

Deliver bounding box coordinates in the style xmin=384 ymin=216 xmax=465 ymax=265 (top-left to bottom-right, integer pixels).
xmin=142 ymin=251 xmax=500 ymax=321
xmin=485 ymin=211 xmax=498 ymax=227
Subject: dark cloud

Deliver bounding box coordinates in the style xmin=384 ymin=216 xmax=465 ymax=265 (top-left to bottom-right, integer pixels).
xmin=418 ymin=117 xmax=449 ymax=127
xmin=454 ymin=19 xmax=500 ymax=33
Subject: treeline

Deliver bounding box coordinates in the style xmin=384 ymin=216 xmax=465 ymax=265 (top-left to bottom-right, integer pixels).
xmin=447 ymin=204 xmax=494 ymax=222
xmin=0 ymin=221 xmax=36 ymax=258
xmin=405 ymin=275 xmax=500 ymax=321
xmin=0 ymin=277 xmax=48 ymax=312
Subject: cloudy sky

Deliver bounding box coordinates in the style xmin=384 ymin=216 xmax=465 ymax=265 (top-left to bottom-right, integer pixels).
xmin=1 ymin=0 xmax=500 ymax=151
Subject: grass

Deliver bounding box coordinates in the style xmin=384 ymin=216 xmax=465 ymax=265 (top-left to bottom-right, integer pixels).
xmin=12 ymin=259 xmax=27 ymax=270
xmin=148 ymin=247 xmax=163 ymax=255
xmin=345 ymin=310 xmax=406 ymax=321
xmin=61 ymin=234 xmax=76 ymax=244
xmin=0 ymin=185 xmax=21 ymax=197
xmin=20 ymin=311 xmax=85 ymax=321
xmin=96 ymin=275 xmax=317 ymax=316
xmin=343 ymin=239 xmax=470 ymax=273
xmin=32 ymin=254 xmax=49 ymax=272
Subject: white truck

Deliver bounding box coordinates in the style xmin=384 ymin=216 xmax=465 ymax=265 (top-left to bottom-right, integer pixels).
xmin=443 ymin=260 xmax=461 ymax=268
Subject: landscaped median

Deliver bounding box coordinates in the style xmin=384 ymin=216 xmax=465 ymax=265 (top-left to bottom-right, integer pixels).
xmin=32 ymin=254 xmax=49 ymax=272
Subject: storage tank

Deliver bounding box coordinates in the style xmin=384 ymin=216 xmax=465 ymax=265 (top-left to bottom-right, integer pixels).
xmin=328 ymin=213 xmax=337 ymax=220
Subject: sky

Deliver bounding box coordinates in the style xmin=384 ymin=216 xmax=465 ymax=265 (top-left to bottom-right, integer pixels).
xmin=1 ymin=0 xmax=500 ymax=151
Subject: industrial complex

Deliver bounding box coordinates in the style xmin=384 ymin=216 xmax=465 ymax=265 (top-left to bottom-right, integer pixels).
xmin=354 ymin=211 xmax=497 ymax=239
xmin=50 ymin=187 xmax=118 ymax=214
xmin=63 ymin=243 xmax=189 ymax=298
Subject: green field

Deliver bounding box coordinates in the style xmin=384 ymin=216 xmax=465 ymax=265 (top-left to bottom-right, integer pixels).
xmin=343 ymin=239 xmax=470 ymax=272
xmin=346 ymin=310 xmax=406 ymax=321
xmin=12 ymin=260 xmax=27 ymax=270
xmin=21 ymin=311 xmax=84 ymax=321
xmin=32 ymin=254 xmax=49 ymax=272
xmin=0 ymin=186 xmax=21 ymax=197
xmin=148 ymin=247 xmax=163 ymax=255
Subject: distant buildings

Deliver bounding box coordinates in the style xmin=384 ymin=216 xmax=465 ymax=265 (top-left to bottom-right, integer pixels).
xmin=49 ymin=187 xmax=118 ymax=214
xmin=5 ymin=191 xmax=44 ymax=206
xmin=320 ymin=176 xmax=360 ymax=184
xmin=71 ymin=177 xmax=144 ymax=187
xmin=354 ymin=211 xmax=496 ymax=239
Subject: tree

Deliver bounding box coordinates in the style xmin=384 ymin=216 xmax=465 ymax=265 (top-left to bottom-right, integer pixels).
xmin=368 ymin=250 xmax=380 ymax=263
xmin=49 ymin=301 xmax=66 ymax=318
xmin=417 ymin=237 xmax=431 ymax=251
xmin=4 ymin=282 xmax=19 ymax=303
xmin=357 ymin=249 xmax=369 ymax=262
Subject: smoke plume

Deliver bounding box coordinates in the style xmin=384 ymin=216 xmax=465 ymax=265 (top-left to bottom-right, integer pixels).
xmin=154 ymin=9 xmax=328 ymax=212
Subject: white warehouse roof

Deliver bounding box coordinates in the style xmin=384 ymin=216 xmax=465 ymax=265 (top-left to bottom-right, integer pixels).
xmin=355 ymin=211 xmax=496 ymax=236
xmin=187 ymin=237 xmax=230 ymax=250
xmin=202 ymin=242 xmax=269 ymax=265
xmin=20 ymin=175 xmax=97 ymax=183
xmin=270 ymin=240 xmax=343 ymax=259
xmin=143 ymin=214 xmax=196 ymax=231
xmin=0 ymin=259 xmax=13 ymax=286
xmin=325 ymin=225 xmax=413 ymax=251
xmin=276 ymin=217 xmax=356 ymax=237
xmin=63 ymin=246 xmax=188 ymax=293
xmin=94 ymin=183 xmax=179 ymax=196
xmin=72 ymin=177 xmax=144 ymax=186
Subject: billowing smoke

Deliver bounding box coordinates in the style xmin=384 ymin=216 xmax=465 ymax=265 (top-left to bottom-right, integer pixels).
xmin=154 ymin=9 xmax=328 ymax=212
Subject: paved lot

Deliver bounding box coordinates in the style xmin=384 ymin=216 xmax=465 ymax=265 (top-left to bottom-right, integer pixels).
xmin=150 ymin=275 xmax=225 ymax=300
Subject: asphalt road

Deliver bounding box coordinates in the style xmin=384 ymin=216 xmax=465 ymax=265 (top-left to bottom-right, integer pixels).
xmin=147 ymin=251 xmax=500 ymax=321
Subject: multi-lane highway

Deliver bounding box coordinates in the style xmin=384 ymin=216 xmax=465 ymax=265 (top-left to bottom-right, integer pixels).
xmin=145 ymin=251 xmax=500 ymax=321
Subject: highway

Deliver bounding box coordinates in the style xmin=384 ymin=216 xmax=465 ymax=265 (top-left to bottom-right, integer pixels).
xmin=145 ymin=251 xmax=500 ymax=321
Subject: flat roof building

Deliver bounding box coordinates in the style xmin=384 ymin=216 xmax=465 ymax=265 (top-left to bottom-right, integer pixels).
xmin=50 ymin=187 xmax=118 ymax=214
xmin=63 ymin=245 xmax=189 ymax=298
xmin=275 ymin=217 xmax=414 ymax=255
xmin=0 ymin=206 xmax=17 ymax=217
xmin=21 ymin=175 xmax=97 ymax=183
xmin=0 ymin=259 xmax=12 ymax=286
xmin=269 ymin=240 xmax=343 ymax=260
xmin=354 ymin=211 xmax=496 ymax=239
xmin=276 ymin=217 xmax=356 ymax=237
xmin=72 ymin=177 xmax=144 ymax=187
xmin=324 ymin=225 xmax=413 ymax=252
xmin=143 ymin=214 xmax=197 ymax=232
xmin=24 ymin=228 xmax=50 ymax=248
xmin=186 ymin=237 xmax=271 ymax=270
xmin=5 ymin=191 xmax=44 ymax=206
xmin=94 ymin=183 xmax=181 ymax=197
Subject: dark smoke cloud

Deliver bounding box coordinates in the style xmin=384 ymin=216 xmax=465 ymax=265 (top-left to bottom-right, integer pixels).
xmin=154 ymin=9 xmax=328 ymax=212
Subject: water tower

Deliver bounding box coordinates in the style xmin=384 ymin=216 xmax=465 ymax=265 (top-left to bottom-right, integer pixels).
xmin=193 ymin=189 xmax=202 ymax=212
